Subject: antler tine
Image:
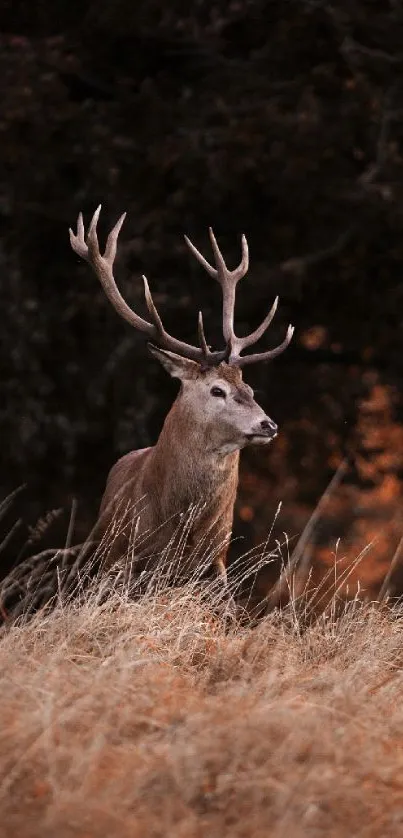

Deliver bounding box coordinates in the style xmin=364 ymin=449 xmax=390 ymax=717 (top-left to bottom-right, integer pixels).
xmin=70 ymin=207 xmax=227 ymax=364
xmin=185 ymin=228 xmax=293 ymax=366
xmin=104 ymin=212 xmax=127 ymax=262
xmin=142 ymin=275 xmax=165 ymax=338
xmin=185 ymin=229 xmax=249 ymax=356
xmin=235 ymin=324 xmax=295 ymax=368
xmin=86 ymin=204 xmax=103 ymax=256
xmin=208 ymin=228 xmax=249 ymax=351
xmin=237 ymin=296 xmax=279 ymax=352
xmin=70 ymin=206 xmax=154 ymax=339
xmin=208 ymin=228 xmax=249 ymax=284
xmin=229 ymin=295 xmax=293 ymax=364
xmin=69 ymin=211 xmax=88 ymax=260
xmin=197 ymin=311 xmax=210 ymax=359
xmin=184 ymin=235 xmax=217 ymax=278
xmin=207 ymin=228 xmax=229 ymax=278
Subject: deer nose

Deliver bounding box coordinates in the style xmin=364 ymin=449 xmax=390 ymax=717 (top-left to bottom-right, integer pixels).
xmin=260 ymin=418 xmax=278 ymax=435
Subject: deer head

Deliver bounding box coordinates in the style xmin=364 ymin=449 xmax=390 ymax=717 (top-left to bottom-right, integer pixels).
xmin=69 ymin=207 xmax=294 ymax=454
xmin=147 ymin=346 xmax=278 ymax=454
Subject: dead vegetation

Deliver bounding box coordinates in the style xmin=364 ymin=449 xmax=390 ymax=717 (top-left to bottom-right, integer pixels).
xmin=1 ymin=576 xmax=403 ymax=837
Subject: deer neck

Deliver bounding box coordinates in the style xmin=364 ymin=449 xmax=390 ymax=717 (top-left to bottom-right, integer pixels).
xmin=150 ymin=397 xmax=239 ymax=511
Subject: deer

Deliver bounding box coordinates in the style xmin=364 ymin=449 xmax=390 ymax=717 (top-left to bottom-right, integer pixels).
xmin=69 ymin=206 xmax=294 ymax=604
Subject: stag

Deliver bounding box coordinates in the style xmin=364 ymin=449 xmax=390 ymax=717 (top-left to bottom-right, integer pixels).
xmin=69 ymin=207 xmax=294 ymax=598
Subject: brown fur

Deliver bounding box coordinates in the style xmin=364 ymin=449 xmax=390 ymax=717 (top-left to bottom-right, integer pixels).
xmin=92 ymin=358 xmax=274 ymax=589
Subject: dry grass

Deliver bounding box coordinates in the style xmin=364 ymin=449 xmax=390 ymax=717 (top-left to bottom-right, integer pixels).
xmin=1 ymin=581 xmax=403 ymax=838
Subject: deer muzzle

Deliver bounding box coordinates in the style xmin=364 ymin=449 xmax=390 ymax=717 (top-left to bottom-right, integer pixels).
xmin=246 ymin=416 xmax=278 ymax=442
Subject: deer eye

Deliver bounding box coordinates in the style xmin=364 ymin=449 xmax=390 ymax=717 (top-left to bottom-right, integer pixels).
xmin=210 ymin=386 xmax=226 ymax=398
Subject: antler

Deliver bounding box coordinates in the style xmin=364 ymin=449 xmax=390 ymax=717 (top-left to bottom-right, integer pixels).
xmin=184 ymin=227 xmax=294 ymax=367
xmin=70 ymin=208 xmax=294 ymax=368
xmin=69 ymin=206 xmax=227 ymax=365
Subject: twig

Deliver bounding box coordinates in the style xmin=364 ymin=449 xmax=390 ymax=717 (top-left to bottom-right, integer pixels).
xmin=359 ymin=86 xmax=397 ymax=188
xmin=265 ymin=459 xmax=348 ymax=611
xmin=0 ymin=485 xmax=26 ymax=522
xmin=0 ymin=519 xmax=22 ymax=555
xmin=341 ymin=36 xmax=403 ymax=66
xmin=378 ymin=532 xmax=403 ymax=602
xmin=276 ymin=227 xmax=355 ymax=278
xmin=65 ymin=499 xmax=77 ymax=552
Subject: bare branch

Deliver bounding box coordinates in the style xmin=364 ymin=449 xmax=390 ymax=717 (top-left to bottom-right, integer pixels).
xmin=359 ymin=86 xmax=397 ymax=191
xmin=277 ymin=227 xmax=354 ymax=278
xmin=341 ymin=36 xmax=403 ymax=66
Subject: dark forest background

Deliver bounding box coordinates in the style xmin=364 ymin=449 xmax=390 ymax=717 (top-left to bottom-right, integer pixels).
xmin=2 ymin=0 xmax=403 ymax=598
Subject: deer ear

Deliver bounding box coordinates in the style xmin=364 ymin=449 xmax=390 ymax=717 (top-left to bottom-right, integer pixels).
xmin=147 ymin=345 xmax=200 ymax=380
